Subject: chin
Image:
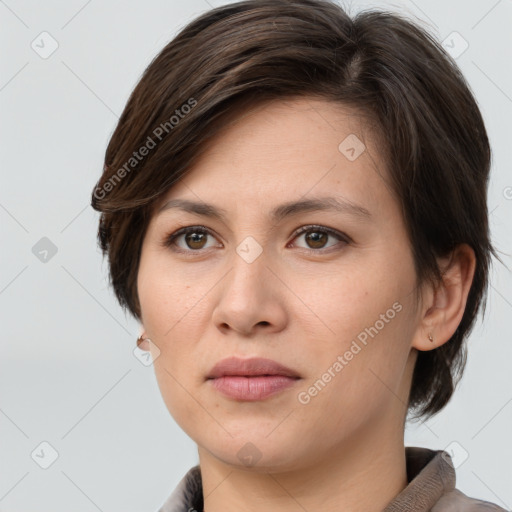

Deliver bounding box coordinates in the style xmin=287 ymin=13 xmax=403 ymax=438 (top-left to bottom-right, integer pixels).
xmin=197 ymin=427 xmax=310 ymax=472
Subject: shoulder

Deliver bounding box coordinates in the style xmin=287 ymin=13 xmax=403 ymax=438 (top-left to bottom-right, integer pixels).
xmin=433 ymin=488 xmax=509 ymax=512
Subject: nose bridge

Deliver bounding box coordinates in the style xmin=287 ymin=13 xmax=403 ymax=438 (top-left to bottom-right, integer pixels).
xmin=230 ymin=234 xmax=269 ymax=293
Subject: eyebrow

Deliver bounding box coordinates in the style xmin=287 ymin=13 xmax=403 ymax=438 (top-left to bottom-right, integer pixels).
xmin=158 ymin=196 xmax=372 ymax=223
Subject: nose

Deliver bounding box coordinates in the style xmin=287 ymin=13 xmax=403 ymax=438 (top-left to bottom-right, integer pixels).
xmin=211 ymin=245 xmax=288 ymax=337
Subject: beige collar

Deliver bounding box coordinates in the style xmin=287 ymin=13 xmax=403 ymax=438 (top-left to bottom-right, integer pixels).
xmin=158 ymin=446 xmax=506 ymax=512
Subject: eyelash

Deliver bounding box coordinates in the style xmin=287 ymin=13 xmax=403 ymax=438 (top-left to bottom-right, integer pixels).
xmin=161 ymin=224 xmax=351 ymax=256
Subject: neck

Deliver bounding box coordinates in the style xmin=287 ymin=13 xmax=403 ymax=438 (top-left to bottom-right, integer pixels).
xmin=197 ymin=420 xmax=408 ymax=512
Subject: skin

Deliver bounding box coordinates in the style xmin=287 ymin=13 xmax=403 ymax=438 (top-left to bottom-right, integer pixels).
xmin=136 ymin=97 xmax=476 ymax=512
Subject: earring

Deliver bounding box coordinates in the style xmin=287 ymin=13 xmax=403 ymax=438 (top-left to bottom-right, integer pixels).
xmin=428 ymin=332 xmax=434 ymax=343
xmin=137 ymin=333 xmax=147 ymax=348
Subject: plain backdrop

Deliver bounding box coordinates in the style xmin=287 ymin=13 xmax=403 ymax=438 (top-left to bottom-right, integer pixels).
xmin=1 ymin=0 xmax=511 ymax=510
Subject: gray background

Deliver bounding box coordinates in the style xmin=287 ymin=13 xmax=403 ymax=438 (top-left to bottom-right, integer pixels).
xmin=1 ymin=0 xmax=511 ymax=510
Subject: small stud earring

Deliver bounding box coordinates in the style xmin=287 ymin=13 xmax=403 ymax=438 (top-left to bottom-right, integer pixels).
xmin=428 ymin=332 xmax=434 ymax=343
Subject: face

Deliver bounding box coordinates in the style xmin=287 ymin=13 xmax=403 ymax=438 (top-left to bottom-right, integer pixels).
xmin=137 ymin=97 xmax=424 ymax=472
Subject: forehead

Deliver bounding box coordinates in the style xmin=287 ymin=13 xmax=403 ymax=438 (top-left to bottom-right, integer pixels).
xmin=153 ymin=96 xmax=391 ymax=218
xmin=199 ymin=96 xmax=376 ymax=159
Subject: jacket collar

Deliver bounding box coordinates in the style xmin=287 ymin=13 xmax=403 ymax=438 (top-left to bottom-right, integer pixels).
xmin=382 ymin=447 xmax=454 ymax=511
xmin=159 ymin=447 xmax=455 ymax=512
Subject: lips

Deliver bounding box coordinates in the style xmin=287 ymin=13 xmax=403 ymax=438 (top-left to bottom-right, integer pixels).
xmin=206 ymin=356 xmax=301 ymax=401
xmin=206 ymin=356 xmax=300 ymax=379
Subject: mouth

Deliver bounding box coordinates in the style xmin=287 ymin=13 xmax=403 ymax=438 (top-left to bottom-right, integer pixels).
xmin=206 ymin=356 xmax=301 ymax=401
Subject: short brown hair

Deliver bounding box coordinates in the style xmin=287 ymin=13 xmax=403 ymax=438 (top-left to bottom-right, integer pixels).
xmin=91 ymin=0 xmax=498 ymax=419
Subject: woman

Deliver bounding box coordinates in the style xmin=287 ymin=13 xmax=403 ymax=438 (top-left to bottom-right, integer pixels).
xmin=91 ymin=0 xmax=506 ymax=510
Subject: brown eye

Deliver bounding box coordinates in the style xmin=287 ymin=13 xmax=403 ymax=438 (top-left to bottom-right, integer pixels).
xmin=304 ymin=230 xmax=328 ymax=249
xmin=183 ymin=230 xmax=208 ymax=250
xmin=163 ymin=226 xmax=218 ymax=252
xmin=292 ymin=225 xmax=349 ymax=251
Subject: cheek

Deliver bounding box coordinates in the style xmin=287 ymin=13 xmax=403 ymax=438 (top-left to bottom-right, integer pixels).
xmin=137 ymin=251 xmax=212 ymax=411
xmin=295 ymin=254 xmax=417 ymax=405
xmin=293 ymin=258 xmax=412 ymax=344
xmin=137 ymin=250 xmax=195 ymax=338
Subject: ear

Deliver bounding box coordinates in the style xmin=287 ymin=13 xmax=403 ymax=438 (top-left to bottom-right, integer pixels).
xmin=412 ymin=244 xmax=476 ymax=351
xmin=137 ymin=331 xmax=151 ymax=352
